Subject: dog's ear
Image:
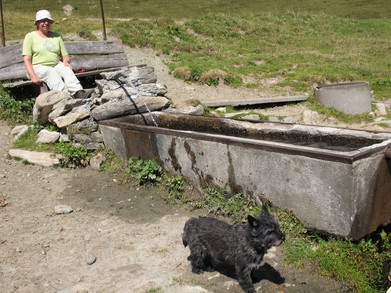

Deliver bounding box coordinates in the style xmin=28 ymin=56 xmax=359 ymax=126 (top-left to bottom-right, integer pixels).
xmin=248 ymin=215 xmax=260 ymax=227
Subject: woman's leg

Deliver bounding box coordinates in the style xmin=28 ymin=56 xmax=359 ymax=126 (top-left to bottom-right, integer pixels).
xmin=53 ymin=62 xmax=83 ymax=96
xmin=33 ymin=64 xmax=68 ymax=93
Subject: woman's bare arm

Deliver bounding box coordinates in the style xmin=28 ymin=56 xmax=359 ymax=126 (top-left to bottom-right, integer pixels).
xmin=23 ymin=55 xmax=41 ymax=85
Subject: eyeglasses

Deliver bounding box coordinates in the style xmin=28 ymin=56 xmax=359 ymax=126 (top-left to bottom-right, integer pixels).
xmin=38 ymin=19 xmax=53 ymax=24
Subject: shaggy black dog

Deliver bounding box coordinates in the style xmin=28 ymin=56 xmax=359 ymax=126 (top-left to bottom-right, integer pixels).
xmin=182 ymin=206 xmax=285 ymax=293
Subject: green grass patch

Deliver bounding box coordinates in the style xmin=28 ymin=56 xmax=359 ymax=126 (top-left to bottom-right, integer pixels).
xmin=98 ymin=148 xmax=128 ymax=173
xmin=283 ymin=230 xmax=391 ymax=292
xmin=4 ymin=0 xmax=391 ymax=21
xmin=11 ymin=125 xmax=56 ymax=152
xmin=0 ymin=87 xmax=35 ymax=124
xmin=3 ymin=8 xmax=391 ymax=102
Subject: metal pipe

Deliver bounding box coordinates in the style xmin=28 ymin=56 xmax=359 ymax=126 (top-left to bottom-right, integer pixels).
xmin=113 ymin=72 xmax=159 ymax=127
xmin=99 ymin=0 xmax=107 ymax=41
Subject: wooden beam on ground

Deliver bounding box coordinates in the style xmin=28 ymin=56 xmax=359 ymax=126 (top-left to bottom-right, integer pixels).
xmin=202 ymin=95 xmax=308 ymax=107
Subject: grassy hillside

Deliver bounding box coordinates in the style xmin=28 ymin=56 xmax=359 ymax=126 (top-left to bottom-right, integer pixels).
xmin=2 ymin=2 xmax=391 ymax=102
xmin=112 ymin=13 xmax=391 ymax=100
xmin=3 ymin=0 xmax=391 ymax=19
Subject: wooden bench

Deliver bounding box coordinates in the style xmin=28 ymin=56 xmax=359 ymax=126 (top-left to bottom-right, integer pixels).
xmin=0 ymin=41 xmax=129 ymax=90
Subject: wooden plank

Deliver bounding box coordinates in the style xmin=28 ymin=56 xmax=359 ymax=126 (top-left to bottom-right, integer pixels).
xmin=1 ymin=69 xmax=114 ymax=88
xmin=2 ymin=80 xmax=33 ymax=88
xmin=0 ymin=43 xmax=23 ymax=69
xmin=0 ymin=41 xmax=126 ymax=69
xmin=0 ymin=41 xmax=129 ymax=84
xmin=0 ymin=63 xmax=26 ymax=80
xmin=70 ymin=53 xmax=129 ymax=71
xmin=202 ymin=96 xmax=308 ymax=107
xmin=65 ymin=41 xmax=125 ymax=55
xmin=2 ymin=64 xmax=146 ymax=88
xmin=0 ymin=53 xmax=129 ymax=81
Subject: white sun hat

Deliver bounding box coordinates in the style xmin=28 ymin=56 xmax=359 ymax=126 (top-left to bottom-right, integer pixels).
xmin=35 ymin=10 xmax=54 ymax=24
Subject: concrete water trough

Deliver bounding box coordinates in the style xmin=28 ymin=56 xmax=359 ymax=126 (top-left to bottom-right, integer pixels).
xmin=314 ymin=81 xmax=371 ymax=114
xmin=99 ymin=112 xmax=391 ymax=240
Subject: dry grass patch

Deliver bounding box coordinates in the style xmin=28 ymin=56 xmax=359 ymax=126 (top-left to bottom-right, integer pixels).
xmin=173 ymin=67 xmax=192 ymax=80
xmin=199 ymin=69 xmax=228 ymax=83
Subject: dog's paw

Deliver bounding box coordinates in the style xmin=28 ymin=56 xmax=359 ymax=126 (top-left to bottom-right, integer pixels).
xmin=205 ymin=265 xmax=216 ymax=272
xmin=191 ymin=267 xmax=204 ymax=274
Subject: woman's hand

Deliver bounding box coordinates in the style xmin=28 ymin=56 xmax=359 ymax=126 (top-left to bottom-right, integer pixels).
xmin=62 ymin=55 xmax=72 ymax=70
xmin=30 ymin=75 xmax=42 ymax=85
xmin=23 ymin=55 xmax=41 ymax=85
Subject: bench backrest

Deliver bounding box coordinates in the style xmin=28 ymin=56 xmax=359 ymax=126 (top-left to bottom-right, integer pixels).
xmin=0 ymin=41 xmax=129 ymax=81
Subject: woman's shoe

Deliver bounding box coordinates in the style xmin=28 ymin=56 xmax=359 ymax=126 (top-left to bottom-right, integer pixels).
xmin=73 ymin=89 xmax=95 ymax=99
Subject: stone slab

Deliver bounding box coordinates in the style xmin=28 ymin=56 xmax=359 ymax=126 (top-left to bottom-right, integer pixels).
xmin=8 ymin=149 xmax=64 ymax=167
xmin=202 ymin=95 xmax=308 ymax=107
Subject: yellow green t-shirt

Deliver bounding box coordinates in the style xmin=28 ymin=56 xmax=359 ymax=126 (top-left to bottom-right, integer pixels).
xmin=22 ymin=31 xmax=68 ymax=66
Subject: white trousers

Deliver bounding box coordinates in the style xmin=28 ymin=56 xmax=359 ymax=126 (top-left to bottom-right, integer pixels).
xmin=33 ymin=62 xmax=83 ymax=95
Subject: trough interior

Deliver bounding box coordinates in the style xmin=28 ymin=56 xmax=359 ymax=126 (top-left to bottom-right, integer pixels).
xmin=104 ymin=113 xmax=386 ymax=153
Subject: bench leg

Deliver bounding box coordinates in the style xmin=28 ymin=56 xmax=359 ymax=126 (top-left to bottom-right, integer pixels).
xmin=39 ymin=82 xmax=49 ymax=94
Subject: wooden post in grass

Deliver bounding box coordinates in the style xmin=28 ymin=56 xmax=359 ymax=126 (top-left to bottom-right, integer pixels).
xmin=99 ymin=0 xmax=107 ymax=41
xmin=0 ymin=0 xmax=5 ymax=47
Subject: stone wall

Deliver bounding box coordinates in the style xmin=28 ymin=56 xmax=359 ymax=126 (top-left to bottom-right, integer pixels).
xmin=32 ymin=65 xmax=171 ymax=149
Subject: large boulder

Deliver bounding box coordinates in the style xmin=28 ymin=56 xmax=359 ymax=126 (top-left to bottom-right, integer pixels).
xmin=48 ymin=98 xmax=89 ymax=123
xmin=96 ymin=83 xmax=168 ymax=101
xmin=66 ymin=117 xmax=99 ymax=135
xmin=33 ymin=90 xmax=71 ymax=124
xmin=100 ymin=65 xmax=157 ymax=85
xmin=53 ymin=104 xmax=91 ymax=128
xmin=91 ymin=96 xmax=171 ymax=121
xmin=35 ymin=129 xmax=61 ymax=143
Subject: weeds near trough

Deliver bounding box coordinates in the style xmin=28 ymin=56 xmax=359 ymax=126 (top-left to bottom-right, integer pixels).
xmin=55 ymin=140 xmax=89 ymax=168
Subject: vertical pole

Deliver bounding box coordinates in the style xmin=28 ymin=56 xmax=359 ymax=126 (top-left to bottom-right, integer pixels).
xmin=0 ymin=0 xmax=5 ymax=47
xmin=99 ymin=0 xmax=107 ymax=41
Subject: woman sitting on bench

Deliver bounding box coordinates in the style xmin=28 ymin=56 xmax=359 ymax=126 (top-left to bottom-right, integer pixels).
xmin=22 ymin=10 xmax=93 ymax=99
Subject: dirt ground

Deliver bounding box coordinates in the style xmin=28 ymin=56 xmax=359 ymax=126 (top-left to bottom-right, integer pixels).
xmin=1 ymin=43 xmax=384 ymax=293
xmin=0 ymin=120 xmax=349 ymax=293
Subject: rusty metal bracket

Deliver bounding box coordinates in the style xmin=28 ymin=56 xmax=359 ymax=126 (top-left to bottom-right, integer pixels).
xmin=385 ymin=147 xmax=391 ymax=159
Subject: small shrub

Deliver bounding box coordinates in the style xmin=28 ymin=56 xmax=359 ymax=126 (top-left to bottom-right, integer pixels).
xmin=77 ymin=28 xmax=98 ymax=40
xmin=99 ymin=148 xmax=127 ymax=173
xmin=163 ymin=174 xmax=185 ymax=199
xmin=55 ymin=141 xmax=89 ymax=168
xmin=173 ymin=67 xmax=191 ymax=80
xmin=199 ymin=69 xmax=228 ymax=86
xmin=224 ymin=75 xmax=243 ymax=87
xmin=127 ymin=157 xmax=163 ymax=185
xmin=246 ymin=82 xmax=260 ymax=88
xmin=189 ymin=65 xmax=203 ymax=81
xmin=199 ymin=186 xmax=262 ymax=222
xmin=0 ymin=90 xmax=35 ymax=124
xmin=167 ymin=25 xmax=187 ymax=40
